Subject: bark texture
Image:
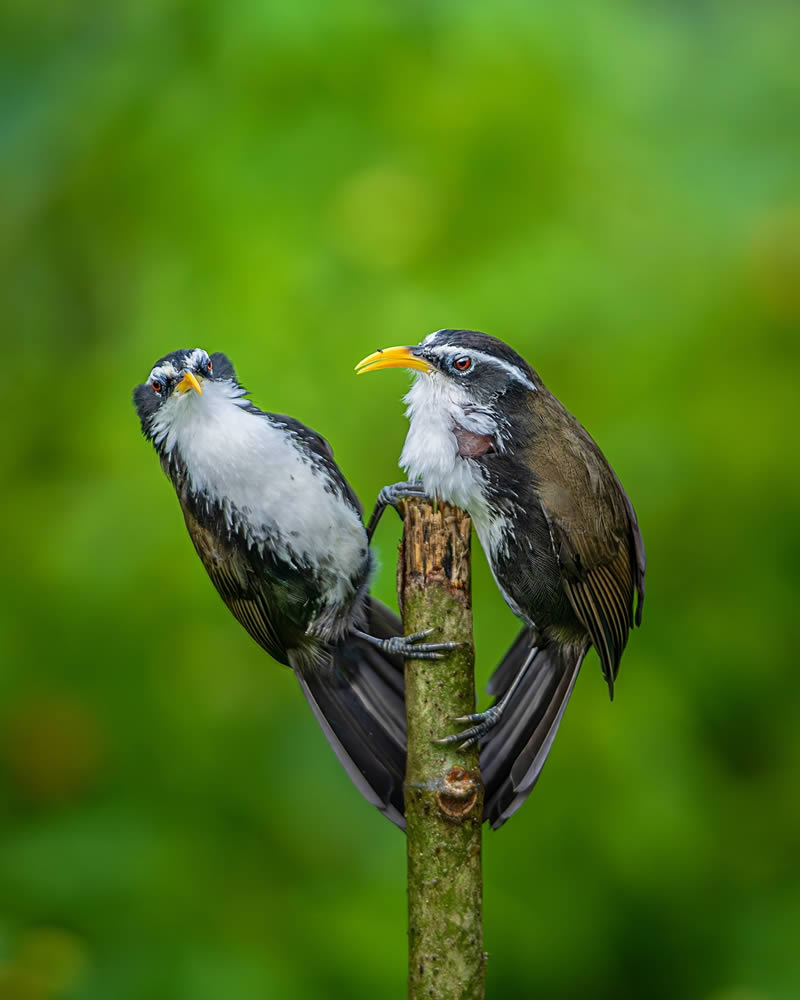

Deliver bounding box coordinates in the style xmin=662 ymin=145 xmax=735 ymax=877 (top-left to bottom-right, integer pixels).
xmin=398 ymin=498 xmax=485 ymax=1000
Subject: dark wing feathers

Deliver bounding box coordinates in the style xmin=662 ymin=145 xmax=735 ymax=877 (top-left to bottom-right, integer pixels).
xmin=547 ymin=512 xmax=636 ymax=697
xmin=225 ymin=591 xmax=287 ymax=665
xmin=183 ymin=498 xmax=408 ymax=827
xmin=180 ymin=503 xmax=308 ymax=666
xmin=531 ymin=390 xmax=644 ymax=695
xmin=614 ymin=468 xmax=646 ymax=626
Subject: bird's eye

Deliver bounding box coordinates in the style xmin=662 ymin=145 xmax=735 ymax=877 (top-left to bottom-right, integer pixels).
xmin=152 ymin=380 xmax=162 ymax=393
xmin=206 ymin=358 xmax=213 ymax=373
xmin=453 ymin=356 xmax=472 ymax=372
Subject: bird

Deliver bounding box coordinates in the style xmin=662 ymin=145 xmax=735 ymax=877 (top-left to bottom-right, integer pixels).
xmin=133 ymin=347 xmax=457 ymax=830
xmin=356 ymin=329 xmax=645 ymax=828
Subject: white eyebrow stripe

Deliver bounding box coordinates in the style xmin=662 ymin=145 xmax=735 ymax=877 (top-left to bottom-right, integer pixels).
xmin=146 ymin=348 xmax=209 ymax=385
xmin=147 ymin=361 xmax=179 ymax=383
xmin=185 ymin=348 xmax=209 ymax=370
xmin=425 ymin=344 xmax=536 ymax=391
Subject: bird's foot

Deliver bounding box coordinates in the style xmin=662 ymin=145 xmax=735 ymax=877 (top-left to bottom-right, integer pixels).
xmin=352 ymin=626 xmax=459 ymax=660
xmin=380 ymin=628 xmax=460 ymax=661
xmin=434 ymin=705 xmax=503 ymax=750
xmin=377 ymin=481 xmax=429 ymax=509
xmin=366 ymin=482 xmax=430 ymax=540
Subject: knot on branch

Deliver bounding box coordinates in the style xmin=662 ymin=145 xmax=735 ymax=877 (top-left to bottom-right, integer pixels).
xmin=436 ymin=766 xmax=480 ymax=822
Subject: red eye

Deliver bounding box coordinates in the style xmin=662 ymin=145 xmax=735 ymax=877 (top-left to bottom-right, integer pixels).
xmin=454 ymin=356 xmax=472 ymax=372
xmin=206 ymin=359 xmax=213 ymax=372
xmin=152 ymin=380 xmax=162 ymax=393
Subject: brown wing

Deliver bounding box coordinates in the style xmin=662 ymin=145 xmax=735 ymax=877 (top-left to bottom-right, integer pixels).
xmin=557 ymin=537 xmax=635 ymax=696
xmin=180 ymin=504 xmax=292 ymax=666
xmin=532 ymin=391 xmax=645 ymax=696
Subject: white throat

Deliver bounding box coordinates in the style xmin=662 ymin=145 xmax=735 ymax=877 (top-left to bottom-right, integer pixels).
xmin=152 ymin=380 xmax=368 ymax=605
xmin=399 ymin=373 xmax=489 ymax=508
xmin=399 ymin=372 xmax=513 ymax=558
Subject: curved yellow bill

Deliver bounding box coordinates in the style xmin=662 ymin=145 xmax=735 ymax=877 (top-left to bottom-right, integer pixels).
xmin=176 ymin=371 xmax=203 ymax=395
xmin=354 ymin=345 xmax=432 ymax=375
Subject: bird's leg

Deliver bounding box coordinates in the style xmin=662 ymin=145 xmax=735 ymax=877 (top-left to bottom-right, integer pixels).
xmin=352 ymin=627 xmax=460 ymax=661
xmin=361 ymin=483 xmax=454 ymax=658
xmin=435 ymin=646 xmax=538 ymax=749
xmin=366 ymin=481 xmax=430 ymax=542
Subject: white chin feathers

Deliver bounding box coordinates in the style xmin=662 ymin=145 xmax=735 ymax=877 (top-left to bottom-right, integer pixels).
xmin=400 ymin=373 xmax=494 ymax=509
xmin=399 ymin=372 xmax=513 ymax=559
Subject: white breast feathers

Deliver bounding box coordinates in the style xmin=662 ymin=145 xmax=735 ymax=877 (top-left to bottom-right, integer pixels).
xmin=399 ymin=372 xmax=517 ymax=560
xmin=152 ymin=380 xmax=368 ymax=605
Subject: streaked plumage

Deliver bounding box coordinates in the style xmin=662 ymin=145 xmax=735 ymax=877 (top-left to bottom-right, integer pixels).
xmin=357 ymin=329 xmax=645 ymax=827
xmin=133 ymin=348 xmax=453 ymax=829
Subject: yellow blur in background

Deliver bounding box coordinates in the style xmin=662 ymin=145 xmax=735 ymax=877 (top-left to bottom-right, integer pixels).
xmin=1 ymin=2 xmax=799 ymax=998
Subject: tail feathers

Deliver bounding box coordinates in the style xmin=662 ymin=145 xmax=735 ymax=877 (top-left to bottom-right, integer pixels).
xmin=294 ymin=604 xmax=586 ymax=833
xmin=294 ymin=597 xmax=407 ymax=831
xmin=481 ymin=638 xmax=587 ymax=830
xmin=485 ymin=626 xmax=534 ymax=697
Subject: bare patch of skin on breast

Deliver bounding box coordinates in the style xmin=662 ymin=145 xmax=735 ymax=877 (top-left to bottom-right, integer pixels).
xmin=454 ymin=426 xmax=495 ymax=458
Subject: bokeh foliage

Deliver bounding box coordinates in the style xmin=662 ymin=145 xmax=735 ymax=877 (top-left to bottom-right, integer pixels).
xmin=2 ymin=1 xmax=799 ymax=997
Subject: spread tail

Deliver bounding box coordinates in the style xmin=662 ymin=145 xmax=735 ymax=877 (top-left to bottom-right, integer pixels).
xmin=297 ymin=614 xmax=586 ymax=832
xmin=481 ymin=630 xmax=587 ymax=830
xmin=295 ymin=597 xmax=407 ymax=830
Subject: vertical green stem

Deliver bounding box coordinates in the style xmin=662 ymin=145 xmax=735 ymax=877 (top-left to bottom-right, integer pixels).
xmin=399 ymin=499 xmax=485 ymax=1000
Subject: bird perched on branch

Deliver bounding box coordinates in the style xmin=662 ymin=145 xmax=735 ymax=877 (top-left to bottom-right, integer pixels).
xmin=133 ymin=347 xmax=456 ymax=829
xmin=356 ymin=329 xmax=645 ymax=828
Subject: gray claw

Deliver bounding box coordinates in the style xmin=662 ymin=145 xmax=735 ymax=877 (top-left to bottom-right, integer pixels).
xmin=403 ymin=628 xmax=438 ymax=642
xmin=405 ymin=643 xmax=459 ymax=655
xmin=434 ymin=706 xmax=503 ymax=749
xmin=382 ymin=630 xmax=459 ymax=660
xmin=378 ymin=482 xmax=429 ymax=509
xmin=433 ymin=729 xmax=480 ymax=748
xmin=354 ymin=627 xmax=457 ymax=662
xmin=367 ymin=482 xmax=434 ymax=541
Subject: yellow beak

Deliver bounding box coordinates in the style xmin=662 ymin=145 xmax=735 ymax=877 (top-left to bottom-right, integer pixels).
xmin=176 ymin=371 xmax=203 ymax=395
xmin=354 ymin=345 xmax=432 ymax=375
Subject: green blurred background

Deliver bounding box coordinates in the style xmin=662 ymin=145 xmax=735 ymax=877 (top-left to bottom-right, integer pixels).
xmin=2 ymin=1 xmax=799 ymax=997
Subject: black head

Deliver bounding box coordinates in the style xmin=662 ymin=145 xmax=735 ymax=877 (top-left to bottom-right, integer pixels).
xmin=133 ymin=348 xmax=239 ymax=439
xmin=356 ymin=329 xmax=538 ymax=406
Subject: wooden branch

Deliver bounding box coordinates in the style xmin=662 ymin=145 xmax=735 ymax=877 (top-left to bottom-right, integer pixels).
xmin=398 ymin=498 xmax=485 ymax=1000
